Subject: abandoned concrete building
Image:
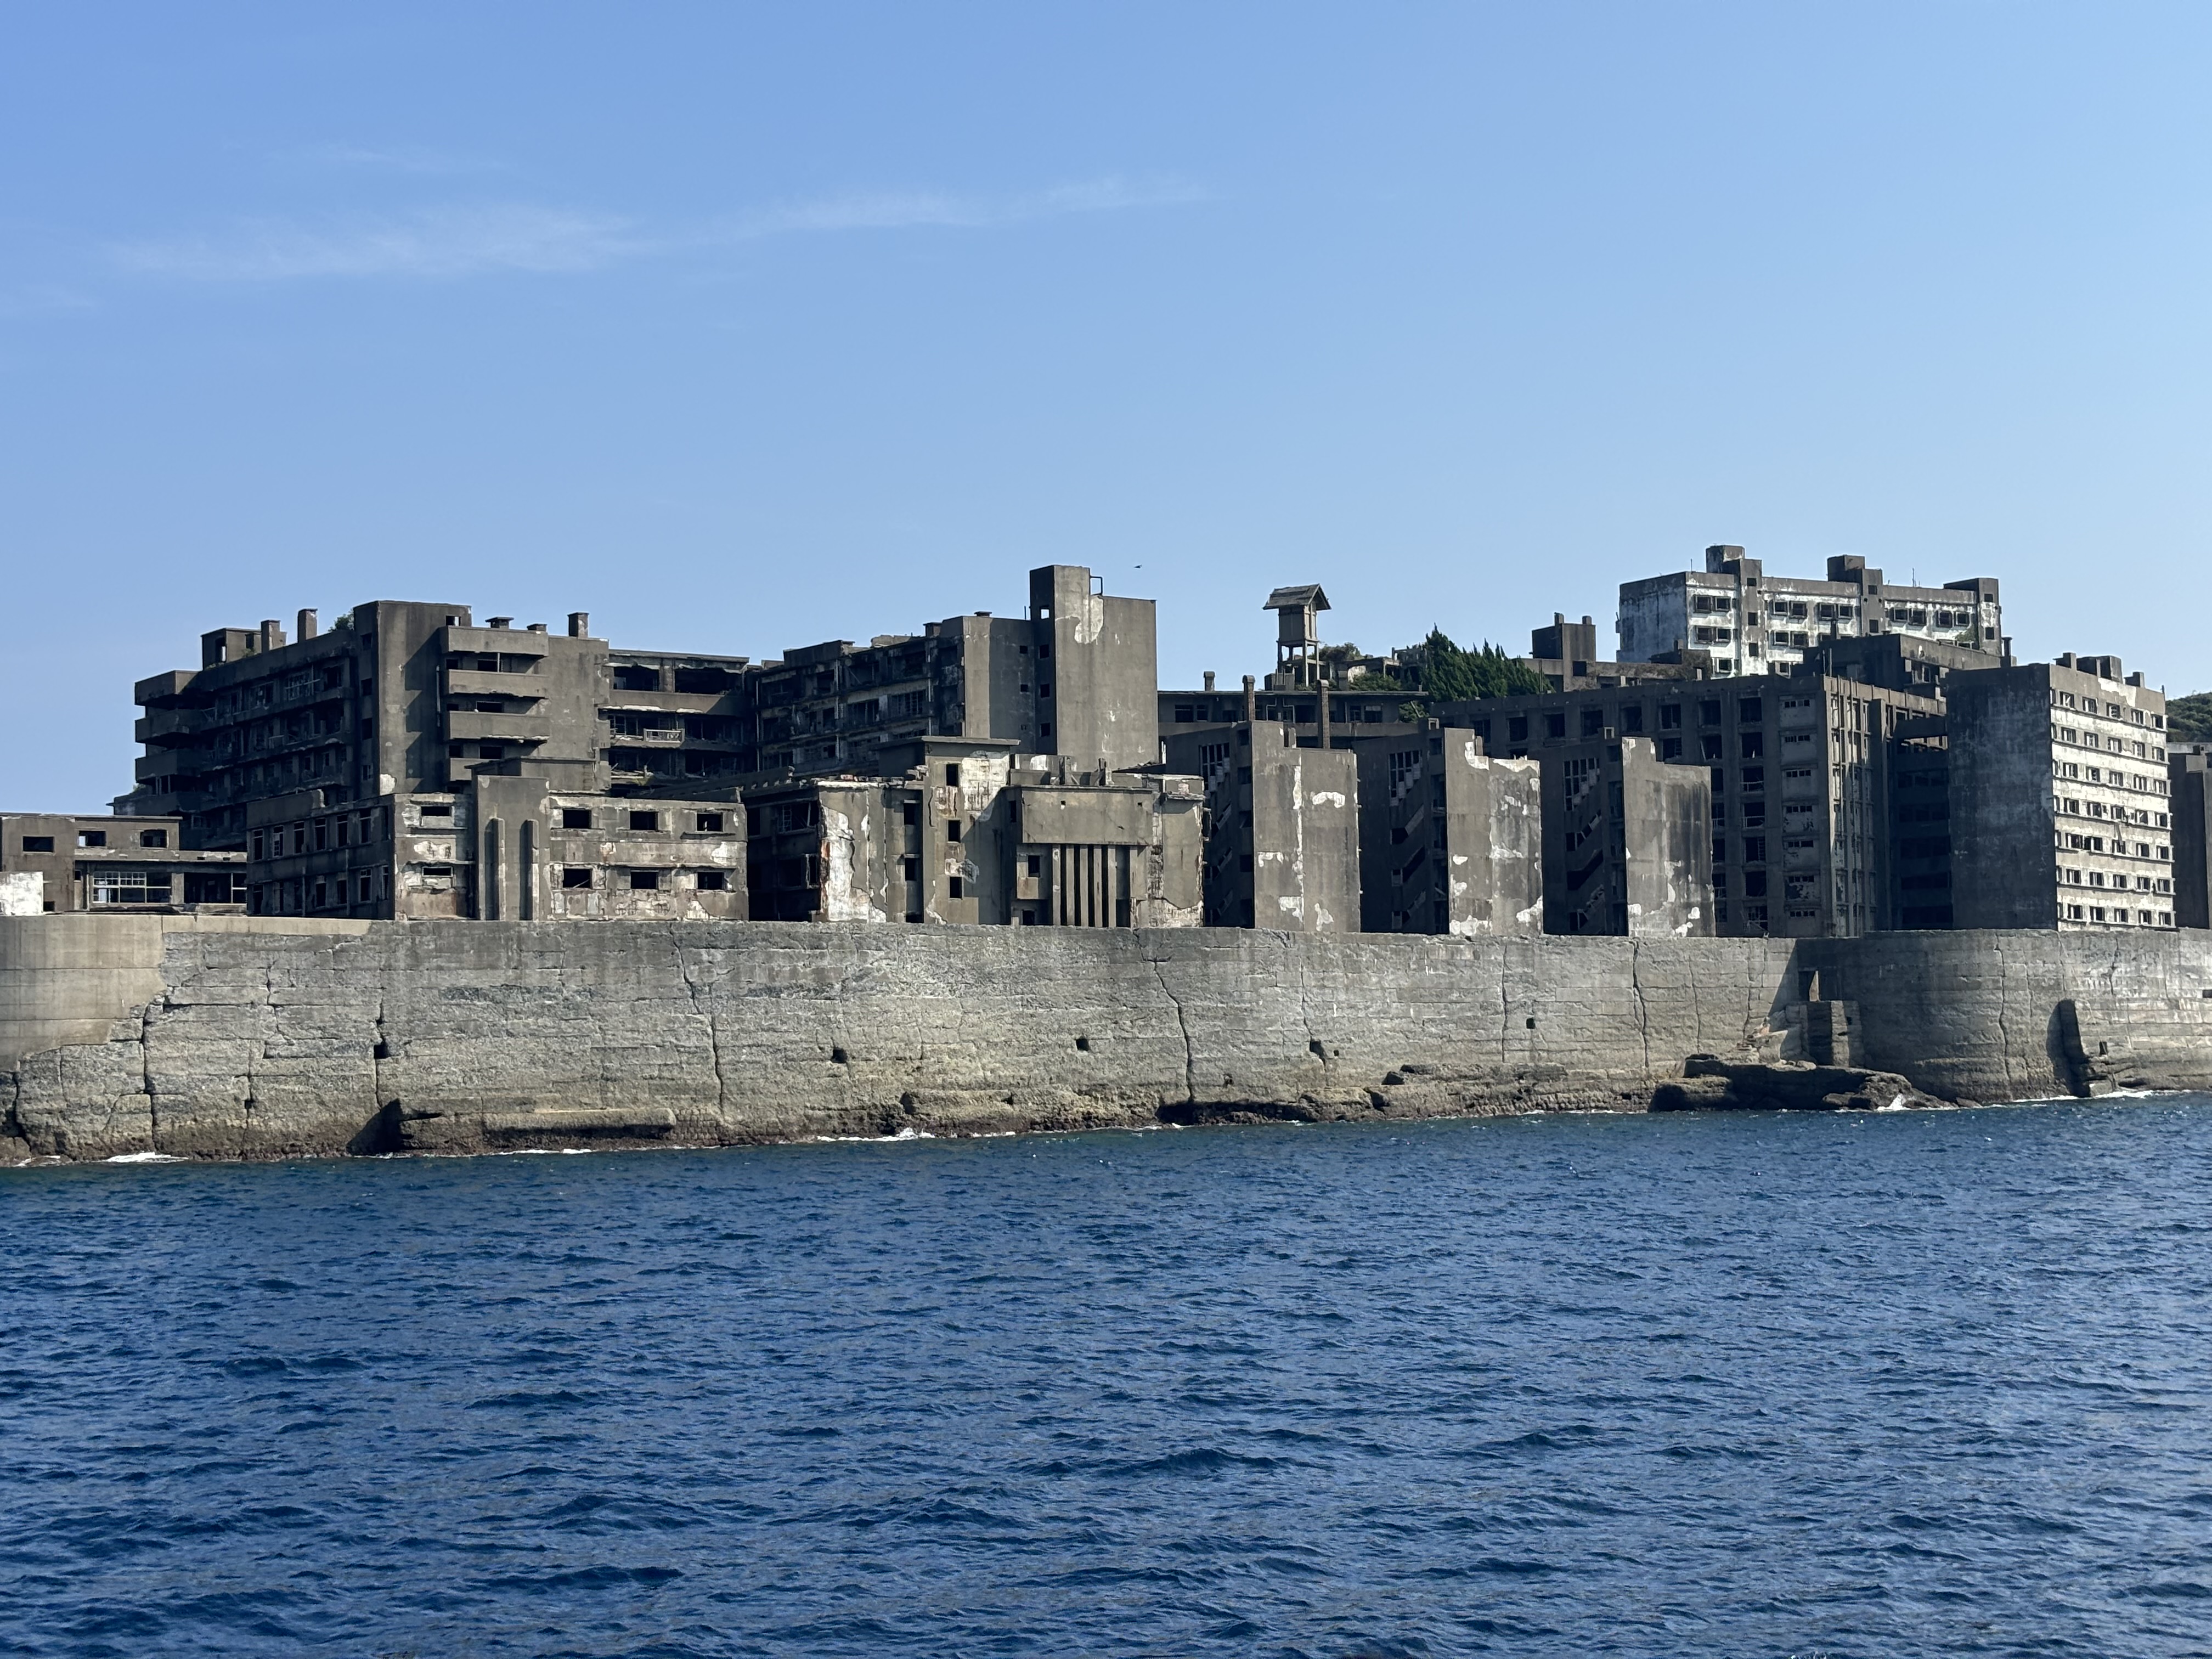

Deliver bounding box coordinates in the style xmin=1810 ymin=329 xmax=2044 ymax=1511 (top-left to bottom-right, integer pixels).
xmin=1347 ymin=729 xmax=1542 ymax=935
xmin=1538 ymin=736 xmax=1714 ymax=937
xmin=1161 ymin=675 xmax=1414 ymax=742
xmin=65 ymin=557 xmax=2202 ymax=940
xmin=1522 ymin=614 xmax=1717 ymax=693
xmin=1617 ymin=548 xmax=2006 ymax=678
xmin=0 ymin=813 xmax=244 ymax=917
xmin=751 ymin=565 xmax=1159 ymax=780
xmin=1426 ymin=671 xmax=1947 ymax=939
xmin=114 ymin=603 xmax=754 ymax=919
xmin=1945 ymin=655 xmax=2176 ymax=930
xmin=238 ymin=784 xmax=744 ymax=923
xmin=1163 ymin=721 xmax=1359 ymax=930
xmin=108 ymin=567 xmax=1162 ymax=923
xmin=742 ymin=737 xmax=1201 ymax=927
xmin=2171 ymin=747 xmax=2211 ymax=931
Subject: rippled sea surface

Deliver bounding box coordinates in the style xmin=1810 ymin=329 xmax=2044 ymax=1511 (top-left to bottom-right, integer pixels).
xmin=7 ymin=1099 xmax=2212 ymax=1657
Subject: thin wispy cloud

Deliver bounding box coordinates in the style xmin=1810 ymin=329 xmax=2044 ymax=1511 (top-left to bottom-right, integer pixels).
xmin=738 ymin=176 xmax=1206 ymax=236
xmin=108 ymin=176 xmax=1205 ymax=285
xmin=287 ymin=143 xmax=510 ymax=177
xmin=114 ymin=204 xmax=647 ymax=281
xmin=0 ymin=283 xmax=97 ymax=319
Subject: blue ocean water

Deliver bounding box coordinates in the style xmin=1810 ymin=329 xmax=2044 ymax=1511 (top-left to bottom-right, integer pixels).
xmin=4 ymin=1099 xmax=2211 ymax=1658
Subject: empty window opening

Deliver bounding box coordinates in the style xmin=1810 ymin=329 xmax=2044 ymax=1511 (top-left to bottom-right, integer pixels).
xmin=695 ymin=870 xmax=727 ymax=891
xmin=562 ymin=867 xmax=593 ymax=888
xmin=562 ymin=808 xmax=592 ymax=829
xmin=629 ymin=868 xmax=662 ymax=890
xmin=629 ymin=811 xmax=660 ymax=831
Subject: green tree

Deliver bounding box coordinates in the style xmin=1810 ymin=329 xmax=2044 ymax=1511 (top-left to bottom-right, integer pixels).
xmin=1398 ymin=628 xmax=1548 ymax=717
xmin=2169 ymin=691 xmax=2212 ymax=743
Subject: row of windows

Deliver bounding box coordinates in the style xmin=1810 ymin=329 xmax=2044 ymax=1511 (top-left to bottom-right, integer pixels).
xmin=2055 ymin=795 xmax=2170 ymax=820
xmin=2053 ymin=725 xmax=2162 ymax=760
xmin=2050 ymin=689 xmax=2160 ymax=727
xmin=559 ymin=867 xmax=729 ymax=891
xmin=2057 ymin=832 xmax=2171 ymax=856
xmin=2059 ymin=870 xmax=2173 ymax=893
xmin=2051 ymin=768 xmax=2168 ymax=793
xmin=2063 ymin=904 xmax=2174 ymax=927
xmin=552 ymin=808 xmax=725 ymax=833
xmin=252 ymin=809 xmax=386 ymax=861
xmin=18 ymin=827 xmax=172 ymax=853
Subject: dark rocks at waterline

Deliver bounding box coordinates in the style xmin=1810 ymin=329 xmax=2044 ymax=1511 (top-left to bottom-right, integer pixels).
xmin=1652 ymin=1056 xmax=1959 ymax=1113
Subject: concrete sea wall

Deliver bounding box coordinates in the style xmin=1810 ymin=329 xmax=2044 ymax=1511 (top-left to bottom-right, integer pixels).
xmin=4 ymin=915 xmax=2211 ymax=1162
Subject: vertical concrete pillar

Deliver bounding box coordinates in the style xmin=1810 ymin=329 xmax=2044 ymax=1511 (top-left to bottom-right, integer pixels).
xmin=519 ymin=819 xmax=537 ymax=922
xmin=482 ymin=819 xmax=503 ymax=921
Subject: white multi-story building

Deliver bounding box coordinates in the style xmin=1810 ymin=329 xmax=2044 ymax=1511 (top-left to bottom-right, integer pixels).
xmin=1948 ymin=654 xmax=2177 ymax=931
xmin=1617 ymin=546 xmax=2005 ymax=678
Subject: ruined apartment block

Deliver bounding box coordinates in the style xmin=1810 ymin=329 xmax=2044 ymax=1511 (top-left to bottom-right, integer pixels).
xmin=1617 ymin=548 xmax=2005 ymax=678
xmin=0 ymin=814 xmax=244 ymax=917
xmin=1522 ymin=613 xmax=1716 ymax=693
xmin=1348 ymin=728 xmax=1542 ymax=935
xmin=1429 ymin=668 xmax=1946 ymax=938
xmin=1164 ymin=721 xmax=1360 ymax=931
xmin=1538 ymin=737 xmax=1713 ymax=937
xmin=244 ymin=784 xmax=741 ymax=921
xmin=1946 ymin=655 xmax=2177 ymax=930
xmin=2171 ymin=748 xmax=2211 ymax=930
xmin=751 ymin=565 xmax=1159 ymax=781
xmin=742 ymin=736 xmax=1200 ymax=927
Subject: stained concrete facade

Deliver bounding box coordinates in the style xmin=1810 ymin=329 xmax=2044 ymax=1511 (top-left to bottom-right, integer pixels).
xmin=1431 ymin=674 xmax=1943 ymax=939
xmin=1618 ymin=548 xmax=2005 ymax=678
xmin=114 ymin=567 xmax=1163 ymax=924
xmin=1165 ymin=722 xmax=1359 ymax=930
xmin=1522 ymin=613 xmax=1712 ymax=693
xmin=9 ymin=915 xmax=2211 ymax=1163
xmin=2173 ymin=749 xmax=2211 ymax=930
xmin=751 ymin=565 xmax=1159 ymax=781
xmin=741 ymin=738 xmax=1201 ymax=928
xmin=241 ymin=784 xmax=744 ymax=922
xmin=1349 ymin=729 xmax=1542 ymax=935
xmin=0 ymin=814 xmax=244 ymax=917
xmin=1947 ymin=656 xmax=2177 ymax=931
xmin=1539 ymin=737 xmax=1713 ymax=937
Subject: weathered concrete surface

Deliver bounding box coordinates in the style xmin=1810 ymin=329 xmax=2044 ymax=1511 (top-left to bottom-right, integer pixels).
xmin=3 ymin=918 xmax=2210 ymax=1162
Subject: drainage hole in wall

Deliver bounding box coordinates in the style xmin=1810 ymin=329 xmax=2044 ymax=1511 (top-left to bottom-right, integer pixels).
xmin=831 ymin=1047 xmax=849 ymax=1065
xmin=1309 ymin=1039 xmax=1326 ymax=1058
xmin=1526 ymin=1018 xmax=1538 ymax=1030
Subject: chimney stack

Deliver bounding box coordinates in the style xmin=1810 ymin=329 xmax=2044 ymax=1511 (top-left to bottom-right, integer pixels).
xmin=568 ymin=612 xmax=590 ymax=638
xmin=487 ymin=616 xmax=512 ymax=630
xmin=259 ymin=619 xmax=285 ymax=653
xmin=1243 ymin=674 xmax=1257 ymax=724
xmin=527 ymin=622 xmax=548 ymax=635
xmin=296 ymin=608 xmax=318 ymax=641
xmin=1203 ymin=670 xmax=1216 ymax=692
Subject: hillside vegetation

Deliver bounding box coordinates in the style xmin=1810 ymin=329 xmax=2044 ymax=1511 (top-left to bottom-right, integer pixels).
xmin=2170 ymin=691 xmax=2212 ymax=743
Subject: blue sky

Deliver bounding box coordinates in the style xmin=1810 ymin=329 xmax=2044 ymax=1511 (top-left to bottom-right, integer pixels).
xmin=4 ymin=4 xmax=2209 ymax=809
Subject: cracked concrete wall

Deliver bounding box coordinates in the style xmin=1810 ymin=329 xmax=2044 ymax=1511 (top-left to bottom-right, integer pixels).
xmin=4 ymin=916 xmax=2211 ymax=1163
